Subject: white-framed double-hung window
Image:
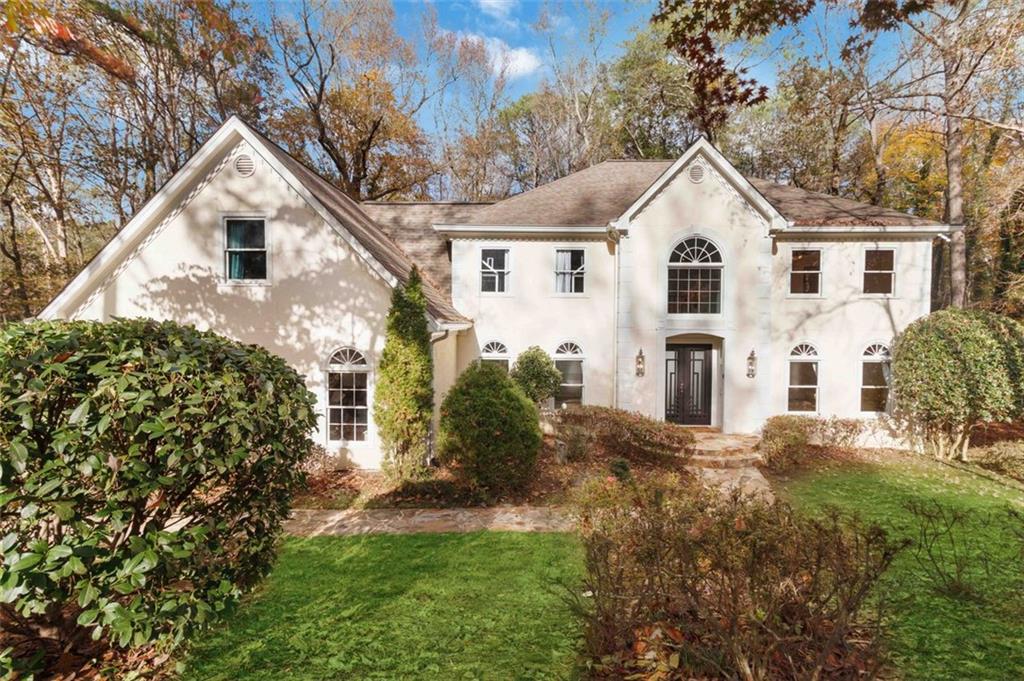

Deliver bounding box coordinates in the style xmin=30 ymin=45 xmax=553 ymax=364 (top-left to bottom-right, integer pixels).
xmin=326 ymin=348 xmax=370 ymax=443
xmin=224 ymin=217 xmax=268 ymax=282
xmin=555 ymin=248 xmax=585 ymax=293
xmin=481 ymin=248 xmax=509 ymax=293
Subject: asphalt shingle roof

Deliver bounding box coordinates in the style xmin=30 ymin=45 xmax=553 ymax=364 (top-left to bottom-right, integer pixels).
xmin=446 ymin=160 xmax=944 ymax=229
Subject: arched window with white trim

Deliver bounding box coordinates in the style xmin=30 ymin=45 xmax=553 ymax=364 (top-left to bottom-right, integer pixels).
xmin=554 ymin=342 xmax=584 ymax=407
xmin=668 ymin=236 xmax=723 ymax=314
xmin=327 ymin=347 xmax=370 ymax=442
xmin=861 ymin=343 xmax=891 ymax=413
xmin=481 ymin=340 xmax=510 ymax=372
xmin=788 ymin=343 xmax=819 ymax=412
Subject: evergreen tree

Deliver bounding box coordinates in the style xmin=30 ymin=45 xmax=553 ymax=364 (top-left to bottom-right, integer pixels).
xmin=374 ymin=267 xmax=434 ymax=481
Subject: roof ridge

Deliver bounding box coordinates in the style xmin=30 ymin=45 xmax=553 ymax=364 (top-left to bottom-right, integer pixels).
xmin=364 ymin=200 xmax=494 ymax=206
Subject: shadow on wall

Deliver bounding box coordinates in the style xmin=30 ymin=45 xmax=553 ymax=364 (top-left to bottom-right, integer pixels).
xmin=133 ymin=259 xmax=386 ymax=382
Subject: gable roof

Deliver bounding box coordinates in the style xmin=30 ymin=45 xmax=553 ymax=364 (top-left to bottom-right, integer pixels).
xmin=363 ymin=201 xmax=489 ymax=293
xmin=40 ymin=117 xmax=468 ymax=325
xmin=241 ymin=125 xmax=467 ymax=324
xmin=439 ymin=145 xmax=944 ymax=231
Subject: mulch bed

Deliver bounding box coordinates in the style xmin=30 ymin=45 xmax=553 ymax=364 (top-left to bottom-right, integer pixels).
xmin=293 ymin=436 xmax=694 ymax=510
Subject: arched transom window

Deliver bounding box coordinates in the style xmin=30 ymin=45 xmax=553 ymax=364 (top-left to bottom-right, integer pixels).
xmin=327 ymin=347 xmax=369 ymax=442
xmin=668 ymin=237 xmax=723 ymax=314
xmin=481 ymin=341 xmax=510 ymax=371
xmin=554 ymin=342 xmax=584 ymax=407
xmin=788 ymin=343 xmax=819 ymax=412
xmin=861 ymin=344 xmax=891 ymax=413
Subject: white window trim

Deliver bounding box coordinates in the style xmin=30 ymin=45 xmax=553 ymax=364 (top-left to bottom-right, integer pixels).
xmin=666 ymin=235 xmax=725 ymax=317
xmin=859 ymin=342 xmax=892 ymax=415
xmin=324 ymin=348 xmax=373 ymax=446
xmin=553 ymin=246 xmax=587 ymax=296
xmin=786 ymin=246 xmax=823 ymax=299
xmin=861 ymin=246 xmax=898 ymax=298
xmin=787 ymin=342 xmax=820 ymax=414
xmin=222 ymin=213 xmax=271 ymax=286
xmin=554 ymin=341 xmax=585 ymax=407
xmin=480 ymin=340 xmax=510 ymax=370
xmin=479 ymin=246 xmax=512 ymax=297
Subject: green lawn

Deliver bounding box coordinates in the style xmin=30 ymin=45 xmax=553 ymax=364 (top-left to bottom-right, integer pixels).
xmin=180 ymin=532 xmax=583 ymax=681
xmin=777 ymin=454 xmax=1024 ymax=681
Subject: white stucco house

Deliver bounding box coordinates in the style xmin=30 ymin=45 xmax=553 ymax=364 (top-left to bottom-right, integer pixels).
xmin=40 ymin=117 xmax=949 ymax=468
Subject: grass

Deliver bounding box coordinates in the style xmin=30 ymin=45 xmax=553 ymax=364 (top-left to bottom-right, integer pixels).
xmin=180 ymin=532 xmax=583 ymax=681
xmin=776 ymin=452 xmax=1024 ymax=681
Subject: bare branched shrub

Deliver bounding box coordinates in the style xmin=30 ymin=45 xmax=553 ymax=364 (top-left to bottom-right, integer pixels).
xmin=572 ymin=478 xmax=906 ymax=680
xmin=902 ymin=499 xmax=1011 ymax=602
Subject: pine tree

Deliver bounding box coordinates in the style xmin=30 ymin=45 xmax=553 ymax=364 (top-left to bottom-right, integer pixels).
xmin=374 ymin=267 xmax=434 ymax=481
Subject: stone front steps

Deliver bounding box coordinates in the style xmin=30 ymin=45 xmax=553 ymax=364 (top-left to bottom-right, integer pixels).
xmin=685 ymin=431 xmax=773 ymax=499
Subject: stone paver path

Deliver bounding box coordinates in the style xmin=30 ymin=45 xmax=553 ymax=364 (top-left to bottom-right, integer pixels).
xmin=688 ymin=431 xmax=774 ymax=500
xmin=286 ymin=506 xmax=572 ymax=537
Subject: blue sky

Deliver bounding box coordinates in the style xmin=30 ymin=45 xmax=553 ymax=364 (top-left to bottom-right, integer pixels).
xmin=394 ymin=0 xmax=657 ymax=100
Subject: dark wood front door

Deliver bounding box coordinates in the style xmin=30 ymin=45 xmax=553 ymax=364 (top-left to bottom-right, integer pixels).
xmin=665 ymin=344 xmax=713 ymax=425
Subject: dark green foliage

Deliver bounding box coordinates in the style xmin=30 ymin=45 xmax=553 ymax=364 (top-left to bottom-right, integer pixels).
xmin=608 ymin=458 xmax=632 ymax=483
xmin=559 ymin=406 xmax=695 ymax=462
xmin=0 ymin=319 xmax=316 ymax=675
xmin=509 ymin=346 xmax=562 ymax=404
xmin=891 ymin=309 xmax=1024 ymax=460
xmin=573 ymin=478 xmax=904 ymax=679
xmin=375 ymin=267 xmax=433 ymax=482
xmin=438 ymin=362 xmax=541 ymax=494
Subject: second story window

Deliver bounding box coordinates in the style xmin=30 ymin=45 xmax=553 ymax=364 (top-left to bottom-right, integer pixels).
xmin=790 ymin=249 xmax=821 ymax=295
xmin=481 ymin=248 xmax=509 ymax=293
xmin=864 ymin=249 xmax=895 ymax=295
xmin=225 ymin=217 xmax=267 ymax=282
xmin=668 ymin=237 xmax=723 ymax=314
xmin=555 ymin=248 xmax=585 ymax=293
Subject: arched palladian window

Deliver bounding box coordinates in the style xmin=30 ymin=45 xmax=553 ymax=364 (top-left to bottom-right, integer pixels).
xmin=327 ymin=347 xmax=369 ymax=442
xmin=861 ymin=343 xmax=892 ymax=413
xmin=668 ymin=236 xmax=723 ymax=314
xmin=788 ymin=343 xmax=819 ymax=413
xmin=554 ymin=342 xmax=584 ymax=407
xmin=481 ymin=340 xmax=510 ymax=372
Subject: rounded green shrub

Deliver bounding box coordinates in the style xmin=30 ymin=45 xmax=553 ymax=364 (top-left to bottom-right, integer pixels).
xmin=438 ymin=362 xmax=541 ymax=494
xmin=509 ymin=346 xmax=562 ymax=404
xmin=891 ymin=309 xmax=1023 ymax=460
xmin=0 ymin=319 xmax=316 ymax=674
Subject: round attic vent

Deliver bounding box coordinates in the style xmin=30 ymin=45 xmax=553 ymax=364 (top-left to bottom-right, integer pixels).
xmin=234 ymin=154 xmax=255 ymax=177
xmin=688 ymin=164 xmax=705 ymax=183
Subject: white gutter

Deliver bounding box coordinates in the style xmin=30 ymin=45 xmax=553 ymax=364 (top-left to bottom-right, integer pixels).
xmin=433 ymin=224 xmax=609 ymax=237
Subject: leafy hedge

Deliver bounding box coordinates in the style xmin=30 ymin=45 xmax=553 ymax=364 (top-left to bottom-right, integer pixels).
xmin=437 ymin=362 xmax=541 ymax=494
xmin=0 ymin=319 xmax=316 ymax=675
xmin=891 ymin=309 xmax=1024 ymax=460
xmin=559 ymin=406 xmax=695 ymax=461
xmin=758 ymin=415 xmax=864 ymax=471
xmin=375 ymin=267 xmax=433 ymax=482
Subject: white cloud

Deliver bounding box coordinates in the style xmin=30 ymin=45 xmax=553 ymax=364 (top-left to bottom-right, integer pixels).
xmin=474 ymin=0 xmax=518 ymax=21
xmin=458 ymin=31 xmax=542 ymax=79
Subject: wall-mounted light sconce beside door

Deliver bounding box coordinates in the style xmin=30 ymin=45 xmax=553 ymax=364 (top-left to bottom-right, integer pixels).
xmin=635 ymin=348 xmax=645 ymax=377
xmin=746 ymin=349 xmax=757 ymax=378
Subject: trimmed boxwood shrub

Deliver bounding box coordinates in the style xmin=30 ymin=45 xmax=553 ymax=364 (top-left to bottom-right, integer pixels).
xmin=509 ymin=346 xmax=562 ymax=404
xmin=374 ymin=267 xmax=433 ymax=482
xmin=0 ymin=319 xmax=316 ymax=675
xmin=437 ymin=362 xmax=541 ymax=494
xmin=891 ymin=309 xmax=1024 ymax=460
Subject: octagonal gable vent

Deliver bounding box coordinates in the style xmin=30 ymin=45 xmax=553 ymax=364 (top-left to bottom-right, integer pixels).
xmin=234 ymin=154 xmax=256 ymax=177
xmin=687 ymin=163 xmax=705 ymax=184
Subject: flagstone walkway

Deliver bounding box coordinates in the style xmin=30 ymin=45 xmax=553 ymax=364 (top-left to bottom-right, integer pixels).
xmin=286 ymin=505 xmax=573 ymax=537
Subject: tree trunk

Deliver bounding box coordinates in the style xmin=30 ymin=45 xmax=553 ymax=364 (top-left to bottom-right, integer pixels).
xmin=943 ymin=56 xmax=967 ymax=308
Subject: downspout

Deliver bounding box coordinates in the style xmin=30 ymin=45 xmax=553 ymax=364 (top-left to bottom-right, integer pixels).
xmin=608 ymin=221 xmax=623 ymax=409
xmin=427 ymin=328 xmax=450 ymax=462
